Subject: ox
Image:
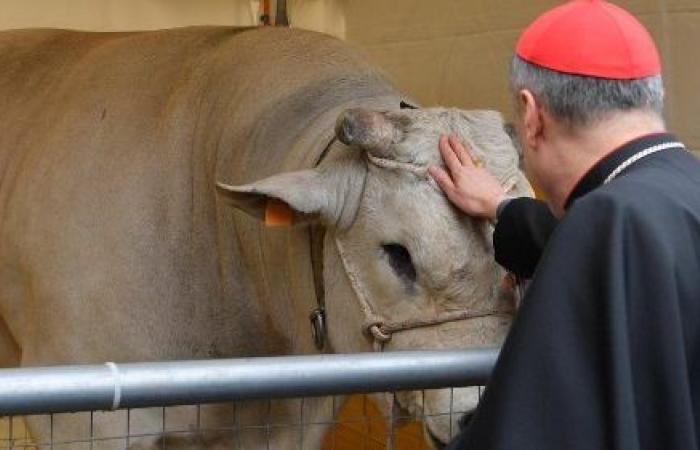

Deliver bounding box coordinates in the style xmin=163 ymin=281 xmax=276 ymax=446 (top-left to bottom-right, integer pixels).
xmin=0 ymin=26 xmax=531 ymax=449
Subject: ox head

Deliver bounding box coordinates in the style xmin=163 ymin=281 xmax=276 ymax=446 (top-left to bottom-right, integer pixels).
xmin=217 ymin=107 xmax=532 ymax=448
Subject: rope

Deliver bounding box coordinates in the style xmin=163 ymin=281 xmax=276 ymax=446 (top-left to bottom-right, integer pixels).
xmin=366 ymin=154 xmax=428 ymax=176
xmin=334 ymin=238 xmax=385 ymax=334
xmin=335 ymin=236 xmax=514 ymax=351
xmin=366 ymin=153 xmax=520 ymax=197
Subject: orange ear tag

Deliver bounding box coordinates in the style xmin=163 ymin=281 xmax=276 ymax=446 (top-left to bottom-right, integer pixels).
xmin=265 ymin=199 xmax=294 ymax=227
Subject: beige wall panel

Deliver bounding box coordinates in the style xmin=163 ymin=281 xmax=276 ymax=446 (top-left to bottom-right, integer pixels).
xmin=361 ymin=30 xmax=519 ymax=112
xmin=289 ymin=0 xmax=345 ymax=38
xmin=663 ymin=12 xmax=700 ymax=147
xmin=345 ymin=0 xmax=546 ymax=45
xmin=0 ymin=0 xmax=345 ymax=37
xmin=345 ymin=1 xmax=700 ymax=149
xmin=343 ymin=0 xmax=550 ymax=118
xmin=0 ymin=0 xmax=258 ymax=30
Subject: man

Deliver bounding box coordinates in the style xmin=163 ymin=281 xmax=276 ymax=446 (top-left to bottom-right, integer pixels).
xmin=429 ymin=1 xmax=700 ymax=449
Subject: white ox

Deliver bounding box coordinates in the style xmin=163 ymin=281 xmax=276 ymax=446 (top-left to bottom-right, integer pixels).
xmin=0 ymin=26 xmax=531 ymax=449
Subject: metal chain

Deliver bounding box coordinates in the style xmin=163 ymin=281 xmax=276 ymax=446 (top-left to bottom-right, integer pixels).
xmin=603 ymin=142 xmax=685 ymax=184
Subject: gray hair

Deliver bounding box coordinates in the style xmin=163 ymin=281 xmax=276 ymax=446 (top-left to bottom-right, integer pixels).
xmin=510 ymin=55 xmax=665 ymax=128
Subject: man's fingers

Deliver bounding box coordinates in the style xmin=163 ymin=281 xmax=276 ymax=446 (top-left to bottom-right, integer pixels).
xmin=448 ymin=135 xmax=474 ymax=167
xmin=428 ymin=166 xmax=455 ymax=192
xmin=438 ymin=135 xmax=464 ymax=175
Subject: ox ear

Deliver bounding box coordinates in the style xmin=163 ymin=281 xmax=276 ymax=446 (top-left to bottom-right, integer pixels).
xmin=218 ymin=157 xmax=366 ymax=229
xmin=335 ymin=108 xmax=405 ymax=159
xmin=216 ymin=170 xmax=327 ymax=226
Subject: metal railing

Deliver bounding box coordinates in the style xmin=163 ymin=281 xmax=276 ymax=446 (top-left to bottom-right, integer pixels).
xmin=0 ymin=349 xmax=497 ymax=415
xmin=0 ymin=349 xmax=498 ymax=449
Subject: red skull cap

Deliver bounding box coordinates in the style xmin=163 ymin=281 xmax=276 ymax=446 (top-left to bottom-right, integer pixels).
xmin=516 ymin=0 xmax=661 ymax=80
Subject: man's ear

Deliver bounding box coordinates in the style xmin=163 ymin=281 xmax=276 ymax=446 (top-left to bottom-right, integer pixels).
xmin=216 ymin=158 xmax=366 ymax=229
xmin=519 ymin=89 xmax=543 ymax=152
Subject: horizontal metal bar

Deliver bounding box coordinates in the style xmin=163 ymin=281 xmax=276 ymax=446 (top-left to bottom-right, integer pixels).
xmin=0 ymin=348 xmax=498 ymax=415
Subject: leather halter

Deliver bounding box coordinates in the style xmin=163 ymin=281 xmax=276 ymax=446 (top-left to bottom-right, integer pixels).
xmin=307 ymin=136 xmax=337 ymax=351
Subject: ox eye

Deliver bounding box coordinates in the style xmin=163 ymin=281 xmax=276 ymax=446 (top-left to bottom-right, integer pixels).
xmin=381 ymin=243 xmax=417 ymax=283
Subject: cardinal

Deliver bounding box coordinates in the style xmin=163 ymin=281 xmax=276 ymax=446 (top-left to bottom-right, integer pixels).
xmin=428 ymin=1 xmax=700 ymax=449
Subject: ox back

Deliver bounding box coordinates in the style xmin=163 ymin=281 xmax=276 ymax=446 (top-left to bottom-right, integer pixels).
xmin=0 ymin=26 xmax=400 ymax=367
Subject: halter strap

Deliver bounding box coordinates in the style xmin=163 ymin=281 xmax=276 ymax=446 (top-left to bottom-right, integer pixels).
xmin=366 ymin=153 xmax=520 ymax=196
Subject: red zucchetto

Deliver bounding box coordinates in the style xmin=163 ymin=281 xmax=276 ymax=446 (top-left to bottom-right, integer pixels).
xmin=516 ymin=0 xmax=661 ymax=79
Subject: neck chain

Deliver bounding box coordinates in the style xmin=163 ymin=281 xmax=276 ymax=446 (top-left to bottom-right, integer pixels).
xmin=603 ymin=141 xmax=686 ymax=184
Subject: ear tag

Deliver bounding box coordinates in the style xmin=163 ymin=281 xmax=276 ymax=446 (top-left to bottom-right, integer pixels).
xmin=265 ymin=199 xmax=294 ymax=227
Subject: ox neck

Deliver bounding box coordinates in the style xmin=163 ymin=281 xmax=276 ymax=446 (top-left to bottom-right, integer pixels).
xmin=297 ymin=96 xmax=402 ymax=352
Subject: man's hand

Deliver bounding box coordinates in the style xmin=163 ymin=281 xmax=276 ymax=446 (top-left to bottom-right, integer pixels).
xmin=428 ymin=135 xmax=508 ymax=221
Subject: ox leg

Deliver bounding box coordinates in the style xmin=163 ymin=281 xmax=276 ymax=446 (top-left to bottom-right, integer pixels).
xmin=132 ymin=398 xmax=337 ymax=450
xmin=23 ymin=409 xmax=166 ymax=450
xmin=21 ymin=383 xmax=336 ymax=450
xmin=19 ymin=345 xmax=163 ymax=450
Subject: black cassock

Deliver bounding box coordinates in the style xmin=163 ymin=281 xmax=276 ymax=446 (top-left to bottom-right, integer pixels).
xmin=449 ymin=133 xmax=700 ymax=450
xmin=494 ymin=196 xmax=557 ymax=278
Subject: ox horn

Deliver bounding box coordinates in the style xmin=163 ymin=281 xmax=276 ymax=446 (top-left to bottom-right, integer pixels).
xmin=335 ymin=108 xmax=401 ymax=158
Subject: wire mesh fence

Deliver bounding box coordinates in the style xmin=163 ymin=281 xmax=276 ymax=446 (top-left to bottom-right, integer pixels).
xmin=1 ymin=390 xmax=485 ymax=449
xmin=0 ymin=350 xmax=496 ymax=450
